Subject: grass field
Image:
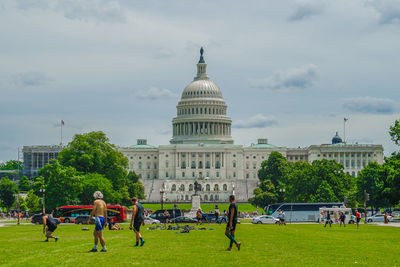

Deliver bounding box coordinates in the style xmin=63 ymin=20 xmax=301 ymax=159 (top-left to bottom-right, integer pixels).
xmin=1 ymin=222 xmax=399 ymax=266
xmin=142 ymin=203 xmax=257 ymax=213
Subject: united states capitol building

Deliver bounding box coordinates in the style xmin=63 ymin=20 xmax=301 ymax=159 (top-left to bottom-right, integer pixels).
xmin=23 ymin=49 xmax=384 ymax=202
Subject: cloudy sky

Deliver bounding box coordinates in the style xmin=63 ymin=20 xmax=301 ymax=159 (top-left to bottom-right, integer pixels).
xmin=1 ymin=0 xmax=400 ymax=162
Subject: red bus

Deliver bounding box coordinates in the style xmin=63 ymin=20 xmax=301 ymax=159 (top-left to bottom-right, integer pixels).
xmin=56 ymin=205 xmax=128 ymax=223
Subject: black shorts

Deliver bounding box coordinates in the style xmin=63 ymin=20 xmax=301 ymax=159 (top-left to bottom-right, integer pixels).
xmin=133 ymin=220 xmax=142 ymax=232
xmin=226 ymin=223 xmax=236 ymax=232
xmin=356 ymin=217 xmax=361 ymax=223
xmin=279 ymin=218 xmax=285 ymax=222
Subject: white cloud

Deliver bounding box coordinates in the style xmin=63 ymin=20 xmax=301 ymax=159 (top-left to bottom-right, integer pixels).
xmin=234 ymin=114 xmax=278 ymax=129
xmin=288 ymin=0 xmax=324 ymax=21
xmin=249 ymin=64 xmax=318 ymax=91
xmin=343 ymin=96 xmax=397 ymax=114
xmin=369 ymin=0 xmax=400 ymax=24
xmin=135 ymin=87 xmax=178 ymax=100
xmin=11 ymin=71 xmax=53 ymax=87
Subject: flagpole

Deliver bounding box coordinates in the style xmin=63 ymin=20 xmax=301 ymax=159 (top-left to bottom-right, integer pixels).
xmin=61 ymin=120 xmax=63 ymax=146
xmin=343 ymin=119 xmax=345 ymax=144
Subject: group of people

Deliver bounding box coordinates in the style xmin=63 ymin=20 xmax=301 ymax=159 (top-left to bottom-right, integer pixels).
xmin=324 ymin=210 xmax=362 ymax=229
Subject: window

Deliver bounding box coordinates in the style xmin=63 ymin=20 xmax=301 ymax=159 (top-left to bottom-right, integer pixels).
xmin=147 ymin=163 xmax=150 ymax=169
xmin=192 ymin=172 xmax=195 ymax=178
xmin=233 ymin=172 xmax=236 ymax=178
xmin=214 ymin=184 xmax=219 ymax=191
xmin=146 ymin=173 xmax=150 ymax=179
xmin=166 ymin=172 xmax=169 ymax=178
xmin=206 ymin=184 xmax=210 ymax=191
xmin=191 ymin=161 xmax=196 ymax=169
xmin=181 ymin=161 xmax=186 ymax=168
xmin=223 ymin=184 xmax=227 ymax=191
xmin=179 ymin=184 xmax=185 ymax=191
xmin=253 ymin=163 xmax=256 ymax=169
xmin=216 ymin=172 xmax=219 ymax=178
xmin=139 ymin=162 xmax=142 ymax=169
xmin=199 ymin=161 xmax=203 ymax=168
xmin=216 ymin=161 xmax=220 ymax=169
xmin=246 ymin=163 xmax=249 ymax=169
xmin=166 ymin=161 xmax=169 ymax=168
xmin=246 ymin=173 xmax=249 ymax=178
xmin=171 ymin=184 xmax=176 ymax=191
xmin=206 ymin=161 xmax=210 ymax=169
xmin=233 ymin=162 xmax=236 ymax=168
xmin=189 ymin=184 xmax=193 ymax=191
xmin=182 ymin=172 xmax=185 ymax=177
xmin=205 ymin=195 xmax=208 ymax=201
xmin=154 ymin=163 xmax=157 ymax=169
xmin=192 ymin=154 xmax=196 ymax=158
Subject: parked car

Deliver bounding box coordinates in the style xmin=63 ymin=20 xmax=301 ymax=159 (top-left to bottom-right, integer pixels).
xmin=31 ymin=214 xmax=61 ymax=225
xmin=252 ymin=215 xmax=279 ymax=224
xmin=74 ymin=215 xmax=95 ymax=224
xmin=367 ymin=214 xmax=393 ymax=223
xmin=144 ymin=217 xmax=160 ymax=224
xmin=169 ymin=216 xmax=197 ymax=223
xmin=150 ymin=209 xmax=182 ymax=223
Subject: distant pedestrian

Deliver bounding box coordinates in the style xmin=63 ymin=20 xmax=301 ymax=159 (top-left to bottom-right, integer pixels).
xmin=215 ymin=205 xmax=219 ymax=222
xmin=339 ymin=212 xmax=346 ymax=227
xmin=355 ymin=210 xmax=361 ymax=229
xmin=324 ymin=211 xmax=332 ymax=228
xmin=225 ymin=195 xmax=241 ymax=251
xmin=41 ymin=213 xmax=58 ymax=242
xmin=278 ymin=210 xmax=286 ymax=226
xmin=196 ymin=209 xmax=202 ymax=225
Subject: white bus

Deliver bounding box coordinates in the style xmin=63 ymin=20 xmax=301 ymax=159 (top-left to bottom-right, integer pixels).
xmin=265 ymin=203 xmax=344 ymax=222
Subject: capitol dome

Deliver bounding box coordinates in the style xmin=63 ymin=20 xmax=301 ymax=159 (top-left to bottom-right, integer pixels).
xmin=170 ymin=48 xmax=233 ymax=144
xmin=332 ymin=132 xmax=343 ymax=144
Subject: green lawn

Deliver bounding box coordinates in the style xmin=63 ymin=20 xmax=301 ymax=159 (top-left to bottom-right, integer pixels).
xmin=142 ymin=203 xmax=258 ymax=213
xmin=0 ymin=222 xmax=399 ymax=266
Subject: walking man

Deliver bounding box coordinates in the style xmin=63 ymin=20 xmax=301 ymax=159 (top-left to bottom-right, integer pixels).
xmin=130 ymin=197 xmax=145 ymax=247
xmin=278 ymin=210 xmax=286 ymax=226
xmin=324 ymin=211 xmax=332 ymax=228
xmin=225 ymin=195 xmax=241 ymax=251
xmin=41 ymin=213 xmax=58 ymax=242
xmin=339 ymin=212 xmax=346 ymax=227
xmin=88 ymin=191 xmax=107 ymax=252
xmin=355 ymin=210 xmax=361 ymax=229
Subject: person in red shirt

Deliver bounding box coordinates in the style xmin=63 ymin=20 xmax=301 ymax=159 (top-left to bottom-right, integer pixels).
xmin=355 ymin=210 xmax=361 ymax=229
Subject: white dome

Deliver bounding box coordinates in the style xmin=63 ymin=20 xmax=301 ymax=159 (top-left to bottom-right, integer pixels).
xmin=181 ymin=79 xmax=223 ymax=99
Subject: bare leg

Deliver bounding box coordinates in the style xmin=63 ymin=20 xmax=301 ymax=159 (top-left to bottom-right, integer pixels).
xmin=94 ymin=230 xmax=99 ymax=246
xmin=98 ymin=231 xmax=106 ymax=247
xmin=134 ymin=230 xmax=142 ymax=243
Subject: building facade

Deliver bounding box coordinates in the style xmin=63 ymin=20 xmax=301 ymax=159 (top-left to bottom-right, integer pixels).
xmin=22 ymin=49 xmax=384 ymax=202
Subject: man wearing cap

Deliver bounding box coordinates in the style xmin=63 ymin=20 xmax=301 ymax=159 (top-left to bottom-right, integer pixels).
xmin=88 ymin=191 xmax=108 ymax=252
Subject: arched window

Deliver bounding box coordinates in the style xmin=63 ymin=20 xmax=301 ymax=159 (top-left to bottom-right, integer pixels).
xmin=138 ymin=162 xmax=142 ymax=169
xmin=206 ymin=184 xmax=210 ymax=191
xmin=210 ymin=195 xmax=213 ymax=201
xmin=189 ymin=184 xmax=193 ymax=191
xmin=185 ymin=195 xmax=189 ymax=201
xmin=204 ymin=195 xmax=208 ymax=201
xmin=214 ymin=184 xmax=219 ymax=191
xmin=215 ymin=161 xmax=220 ymax=169
xmin=233 ymin=172 xmax=236 ymax=178
xmin=191 ymin=161 xmax=196 ymax=168
xmin=179 ymin=184 xmax=185 ymax=191
xmin=233 ymin=161 xmax=236 ymax=168
xmin=223 ymin=184 xmax=227 ymax=191
xmin=171 ymin=184 xmax=176 ymax=191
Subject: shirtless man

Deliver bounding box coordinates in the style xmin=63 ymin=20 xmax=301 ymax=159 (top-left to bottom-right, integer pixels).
xmin=88 ymin=191 xmax=107 ymax=252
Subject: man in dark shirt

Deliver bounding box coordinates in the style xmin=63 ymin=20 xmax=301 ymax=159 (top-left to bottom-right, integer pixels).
xmin=130 ymin=197 xmax=145 ymax=247
xmin=324 ymin=211 xmax=332 ymax=228
xmin=225 ymin=195 xmax=241 ymax=251
xmin=41 ymin=213 xmax=58 ymax=242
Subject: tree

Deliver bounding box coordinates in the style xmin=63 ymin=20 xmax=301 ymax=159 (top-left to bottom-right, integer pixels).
xmin=79 ymin=173 xmax=115 ymax=205
xmin=31 ymin=176 xmax=45 ymax=196
xmin=285 ymin=161 xmax=314 ymax=202
xmin=356 ymin=162 xmax=386 ymax=211
xmin=39 ymin=160 xmax=83 ymax=211
xmin=18 ymin=176 xmax=31 ymax=192
xmin=312 ymin=180 xmax=337 ymax=202
xmin=58 ymin=131 xmax=129 ymax=190
xmin=26 ymin=190 xmax=42 ymax=214
xmin=249 ymin=179 xmax=277 ymax=208
xmin=14 ymin=195 xmax=28 ymax=211
xmin=127 ymin=171 xmax=146 ymax=200
xmin=389 ymin=119 xmax=400 ymax=146
xmin=258 ymin=152 xmax=288 ymax=186
xmin=0 ymin=160 xmax=23 ymax=170
xmin=0 ymin=177 xmax=18 ymax=212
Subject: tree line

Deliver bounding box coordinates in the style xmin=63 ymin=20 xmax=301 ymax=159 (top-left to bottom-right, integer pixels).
xmin=250 ymin=120 xmax=400 ymax=210
xmin=0 ymin=131 xmax=145 ymax=214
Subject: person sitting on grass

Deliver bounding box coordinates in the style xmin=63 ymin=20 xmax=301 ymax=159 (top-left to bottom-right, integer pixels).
xmin=196 ymin=209 xmax=202 ymax=225
xmin=164 ymin=210 xmax=170 ymax=224
xmin=41 ymin=213 xmax=58 ymax=242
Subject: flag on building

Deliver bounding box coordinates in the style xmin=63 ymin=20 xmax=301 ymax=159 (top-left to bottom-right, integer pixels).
xmin=344 ymin=117 xmax=349 ymax=122
xmin=61 ymin=120 xmax=65 ymax=126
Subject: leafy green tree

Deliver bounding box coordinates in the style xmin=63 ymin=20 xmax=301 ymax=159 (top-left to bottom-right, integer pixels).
xmin=383 ymin=156 xmax=400 ymax=206
xmin=31 ymin=176 xmax=45 ymax=196
xmin=58 ymin=131 xmax=128 ymax=190
xmin=312 ymin=180 xmax=337 ymax=202
xmin=26 ymin=190 xmax=42 ymax=214
xmin=356 ymin=162 xmax=386 ymax=210
xmin=14 ymin=195 xmax=28 ymax=211
xmin=18 ymin=176 xmax=31 ymax=192
xmin=0 ymin=177 xmax=18 ymax=212
xmin=0 ymin=160 xmax=23 ymax=170
xmin=285 ymin=161 xmax=314 ymax=202
xmin=127 ymin=171 xmax=146 ymax=200
xmin=389 ymin=119 xmax=400 ymax=146
xmin=39 ymin=160 xmax=83 ymax=211
xmin=249 ymin=179 xmax=277 ymax=208
xmin=258 ymin=152 xmax=288 ymax=186
xmin=79 ymin=173 xmax=115 ymax=204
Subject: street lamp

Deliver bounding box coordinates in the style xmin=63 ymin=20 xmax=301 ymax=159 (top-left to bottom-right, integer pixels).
xmin=279 ymin=188 xmax=285 ymax=203
xmin=39 ymin=188 xmax=46 ymax=213
xmin=159 ymin=183 xmax=166 ymax=210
